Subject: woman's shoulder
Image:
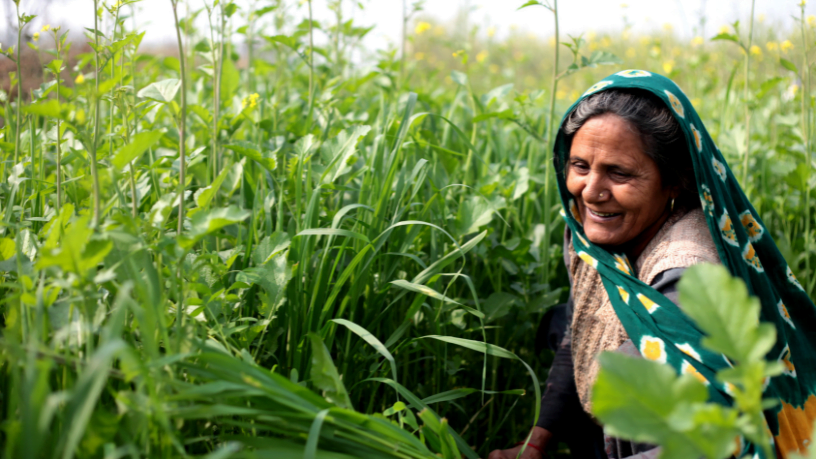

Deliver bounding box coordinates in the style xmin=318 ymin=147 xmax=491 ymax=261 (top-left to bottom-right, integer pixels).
xmin=636 ymin=208 xmax=721 ymax=285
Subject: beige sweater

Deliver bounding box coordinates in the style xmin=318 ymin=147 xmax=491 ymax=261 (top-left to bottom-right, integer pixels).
xmin=568 ymin=208 xmax=720 ymax=414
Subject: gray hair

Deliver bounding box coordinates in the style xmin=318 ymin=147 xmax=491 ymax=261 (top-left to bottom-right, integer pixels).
xmin=560 ymin=89 xmax=697 ymax=210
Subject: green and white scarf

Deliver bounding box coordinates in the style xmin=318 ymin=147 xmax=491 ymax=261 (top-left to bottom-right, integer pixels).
xmin=555 ymin=70 xmax=816 ymax=458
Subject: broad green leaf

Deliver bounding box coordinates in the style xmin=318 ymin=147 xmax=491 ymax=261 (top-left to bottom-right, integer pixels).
xmin=220 ymin=58 xmax=239 ymax=101
xmin=678 ymin=264 xmax=776 ymax=363
xmin=22 ymin=99 xmax=63 ymax=118
xmin=194 ymin=164 xmax=231 ymax=208
xmin=450 ymin=70 xmax=468 ymax=87
xmin=252 ymin=232 xmax=291 ymax=265
xmin=320 ymin=125 xmax=371 ymax=184
xmin=224 ymin=141 xmax=277 ymax=171
xmin=780 ymin=58 xmax=799 ymax=73
xmin=180 ymin=206 xmax=251 ymax=248
xmin=237 ymin=252 xmax=292 ymax=313
xmin=710 ymin=33 xmax=740 ymax=44
xmin=137 ymin=79 xmax=181 ymax=103
xmin=111 ymin=130 xmax=164 ymax=170
xmin=304 ymin=409 xmax=330 ymax=459
xmin=307 ymin=333 xmax=353 ymax=410
xmin=0 ymin=238 xmax=14 ymax=261
xmin=36 ymin=216 xmax=112 ymax=275
xmin=456 ymin=195 xmax=498 ymax=235
xmin=593 ymin=352 xmax=737 ymax=459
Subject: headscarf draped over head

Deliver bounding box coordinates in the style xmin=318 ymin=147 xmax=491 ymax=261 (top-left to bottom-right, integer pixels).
xmin=555 ymin=70 xmax=816 ymax=458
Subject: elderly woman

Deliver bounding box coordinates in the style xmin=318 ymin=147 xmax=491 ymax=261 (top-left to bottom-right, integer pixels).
xmin=488 ymin=72 xmax=816 ymax=459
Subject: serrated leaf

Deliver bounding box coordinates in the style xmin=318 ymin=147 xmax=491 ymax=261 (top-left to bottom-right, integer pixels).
xmin=678 ymin=264 xmax=776 ymax=363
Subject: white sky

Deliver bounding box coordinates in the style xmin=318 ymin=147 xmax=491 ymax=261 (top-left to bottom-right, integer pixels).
xmin=7 ymin=0 xmax=814 ymax=49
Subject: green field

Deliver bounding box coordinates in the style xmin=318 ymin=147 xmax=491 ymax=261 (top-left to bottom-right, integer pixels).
xmin=1 ymin=0 xmax=814 ymax=457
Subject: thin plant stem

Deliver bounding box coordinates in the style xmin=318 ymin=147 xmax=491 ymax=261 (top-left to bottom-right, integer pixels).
xmin=800 ymin=2 xmax=812 ymax=294
xmin=171 ymin=0 xmax=188 ymax=237
xmin=13 ymin=2 xmax=24 ymax=181
xmin=542 ymin=0 xmax=560 ymax=289
xmin=90 ymin=0 xmax=103 ymax=226
xmin=307 ymin=0 xmax=315 ymax=127
xmin=741 ymin=0 xmax=756 ymax=186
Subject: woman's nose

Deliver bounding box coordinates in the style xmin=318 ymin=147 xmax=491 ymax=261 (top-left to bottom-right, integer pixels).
xmin=583 ymin=173 xmax=607 ymax=203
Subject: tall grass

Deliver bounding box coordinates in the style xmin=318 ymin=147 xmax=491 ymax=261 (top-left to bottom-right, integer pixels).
xmin=0 ymin=1 xmax=814 ymax=458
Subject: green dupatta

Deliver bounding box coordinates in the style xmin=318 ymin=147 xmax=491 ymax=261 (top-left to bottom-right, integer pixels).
xmin=555 ymin=70 xmax=816 ymax=458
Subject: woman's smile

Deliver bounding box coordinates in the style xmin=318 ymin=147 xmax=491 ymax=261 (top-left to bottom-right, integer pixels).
xmin=566 ymin=113 xmax=677 ymax=258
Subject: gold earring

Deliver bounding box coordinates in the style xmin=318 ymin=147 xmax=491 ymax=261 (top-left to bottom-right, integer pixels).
xmin=670 ymin=198 xmax=675 ymax=212
xmin=599 ymin=192 xmax=604 ymax=198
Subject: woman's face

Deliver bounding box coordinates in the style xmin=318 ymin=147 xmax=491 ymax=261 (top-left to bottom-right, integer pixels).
xmin=566 ymin=113 xmax=675 ymax=251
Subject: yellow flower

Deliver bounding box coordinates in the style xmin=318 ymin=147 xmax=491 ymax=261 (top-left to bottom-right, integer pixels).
xmin=758 ymin=13 xmax=766 ymax=23
xmin=800 ymin=0 xmax=807 ymax=6
xmin=662 ymin=59 xmax=674 ymax=74
xmin=663 ymin=23 xmax=673 ymax=32
xmin=242 ymin=93 xmax=260 ymax=109
xmin=719 ymin=25 xmax=730 ymax=35
xmin=620 ymin=3 xmax=628 ymax=8
xmin=781 ymin=40 xmax=794 ymax=53
xmin=41 ymin=24 xmax=50 ymax=32
xmin=625 ymin=48 xmax=636 ymax=58
xmin=476 ymin=51 xmax=488 ymax=63
xmin=33 ymin=32 xmax=39 ymax=41
xmin=414 ymin=52 xmax=425 ymax=61
xmin=414 ymin=21 xmax=431 ymax=35
xmin=487 ymin=26 xmax=496 ymax=38
xmin=75 ymin=73 xmax=85 ymax=84
xmin=691 ymin=36 xmax=704 ymax=46
xmin=808 ymin=15 xmax=816 ymax=26
xmin=621 ymin=29 xmax=631 ymax=40
xmin=766 ymin=41 xmax=779 ymax=52
xmin=750 ymin=45 xmax=762 ymax=56
xmin=587 ymin=30 xmax=597 ymax=41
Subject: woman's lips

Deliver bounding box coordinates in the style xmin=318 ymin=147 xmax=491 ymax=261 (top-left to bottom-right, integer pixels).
xmin=587 ymin=208 xmax=622 ymax=222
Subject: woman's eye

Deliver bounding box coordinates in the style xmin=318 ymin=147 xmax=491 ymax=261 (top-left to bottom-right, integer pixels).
xmin=611 ymin=170 xmax=630 ymax=178
xmin=570 ymin=162 xmax=588 ymax=171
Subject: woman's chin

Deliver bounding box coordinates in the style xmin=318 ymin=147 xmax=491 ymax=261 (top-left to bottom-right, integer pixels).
xmin=584 ymin=229 xmax=625 ymax=247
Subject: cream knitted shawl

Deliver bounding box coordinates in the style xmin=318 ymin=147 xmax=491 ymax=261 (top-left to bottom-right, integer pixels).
xmin=568 ymin=208 xmax=721 ymax=414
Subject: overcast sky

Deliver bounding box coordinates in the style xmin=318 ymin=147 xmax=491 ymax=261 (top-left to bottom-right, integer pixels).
xmin=5 ymin=0 xmax=813 ymax=49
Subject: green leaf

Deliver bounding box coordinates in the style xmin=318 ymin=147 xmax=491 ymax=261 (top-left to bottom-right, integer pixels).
xmin=307 ymin=333 xmax=353 ymax=410
xmin=224 ymin=141 xmax=277 ymax=171
xmin=194 ymin=164 xmax=231 ymax=208
xmin=296 ymin=228 xmax=370 ymax=245
xmin=585 ymin=50 xmax=624 ymax=67
xmin=456 ymin=195 xmax=499 ymax=235
xmin=263 ymin=34 xmax=300 ymax=51
xmin=180 ymin=206 xmax=251 ymax=248
xmin=331 ymin=319 xmax=398 ymax=384
xmin=22 ymin=99 xmax=63 ymax=118
xmin=0 ymin=238 xmax=15 ymax=261
xmin=220 ymin=58 xmax=240 ymax=101
xmin=111 ymin=130 xmax=164 ymax=170
xmin=390 ymin=280 xmax=461 ymax=306
xmin=136 ymin=78 xmax=181 ymax=103
xmin=517 ymin=0 xmax=547 ymax=10
xmin=450 ymin=70 xmax=468 ymax=86
xmin=678 ymin=264 xmax=776 ymax=363
xmin=593 ymin=352 xmax=738 ymax=459
xmin=236 ymin=252 xmax=292 ymax=313
xmin=780 ymin=58 xmax=799 ymax=73
xmin=710 ymin=33 xmax=740 ymax=45
xmin=320 ymin=125 xmax=371 ymax=184
xmin=473 ymin=109 xmax=514 ymax=123
xmin=252 ymin=232 xmax=291 ymax=265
